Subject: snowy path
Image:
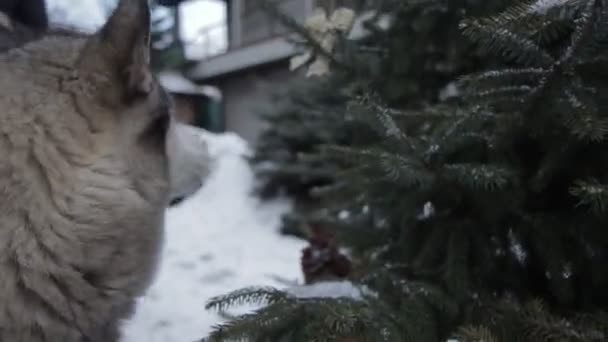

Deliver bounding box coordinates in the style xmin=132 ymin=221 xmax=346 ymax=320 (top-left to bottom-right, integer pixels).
xmin=120 ymin=132 xmax=307 ymax=342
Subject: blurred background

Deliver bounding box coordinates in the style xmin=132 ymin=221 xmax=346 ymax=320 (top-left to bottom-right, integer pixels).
xmin=8 ymin=1 xmax=608 ymax=341
xmin=46 ymin=0 xmax=318 ymax=145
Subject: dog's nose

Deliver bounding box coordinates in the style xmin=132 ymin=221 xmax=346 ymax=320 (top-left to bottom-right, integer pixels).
xmin=169 ymin=196 xmax=185 ymax=207
xmin=168 ymin=179 xmax=203 ymax=207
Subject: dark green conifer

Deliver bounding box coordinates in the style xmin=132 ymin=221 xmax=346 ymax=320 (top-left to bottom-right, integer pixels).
xmin=204 ymin=1 xmax=608 ymax=341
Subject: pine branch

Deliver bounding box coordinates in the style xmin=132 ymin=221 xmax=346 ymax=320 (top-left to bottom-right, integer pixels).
xmin=561 ymin=88 xmax=608 ymax=141
xmin=579 ymin=4 xmax=608 ymax=59
xmin=458 ymin=68 xmax=549 ymax=99
xmin=455 ymin=325 xmax=499 ymax=342
xmin=458 ymin=0 xmax=601 ymax=121
xmin=206 ymin=287 xmax=289 ymax=312
xmin=206 ymin=301 xmax=303 ymax=342
xmin=321 ymin=145 xmax=435 ymax=189
xmin=460 ymin=15 xmax=555 ymax=67
xmin=522 ymin=299 xmax=606 ymax=341
xmin=559 ymin=0 xmax=597 ymax=63
xmin=571 ymin=312 xmax=608 ymax=340
xmin=569 ymin=178 xmax=608 ymax=213
xmin=527 ymin=0 xmax=586 ymax=17
xmin=349 ymin=93 xmax=413 ymax=149
xmin=443 ymin=164 xmax=514 ymax=191
xmin=474 ymin=85 xmax=535 ymax=104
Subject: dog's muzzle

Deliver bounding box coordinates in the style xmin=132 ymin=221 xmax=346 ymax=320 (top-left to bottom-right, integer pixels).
xmin=166 ymin=122 xmax=211 ymax=206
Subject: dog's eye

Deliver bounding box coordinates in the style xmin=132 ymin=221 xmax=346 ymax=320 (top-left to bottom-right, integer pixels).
xmin=149 ymin=114 xmax=170 ymax=138
xmin=155 ymin=87 xmax=173 ymax=119
xmin=137 ymin=85 xmax=173 ymax=149
xmin=139 ymin=113 xmax=170 ymax=149
xmin=154 ymin=103 xmax=171 ymax=120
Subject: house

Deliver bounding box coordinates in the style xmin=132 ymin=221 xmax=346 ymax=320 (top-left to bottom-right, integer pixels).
xmin=152 ymin=0 xmax=225 ymax=133
xmin=184 ymin=0 xmax=317 ymax=145
xmin=178 ymin=0 xmax=372 ymax=145
xmin=158 ymin=70 xmax=223 ymax=132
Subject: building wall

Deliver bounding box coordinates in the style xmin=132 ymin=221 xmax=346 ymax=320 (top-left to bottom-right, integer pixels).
xmin=229 ymin=0 xmax=313 ymax=49
xmin=215 ymin=60 xmax=294 ymax=145
xmin=170 ymin=93 xmax=224 ymax=133
xmin=171 ymin=94 xmax=197 ymax=125
xmin=239 ymin=0 xmax=309 ymax=46
xmin=190 ymin=0 xmax=316 ymax=145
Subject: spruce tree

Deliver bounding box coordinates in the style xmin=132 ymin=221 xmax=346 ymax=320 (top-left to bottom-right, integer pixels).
xmin=252 ymin=76 xmax=358 ymax=200
xmin=252 ymin=0 xmax=508 ymax=236
xmin=203 ymin=0 xmax=608 ymax=341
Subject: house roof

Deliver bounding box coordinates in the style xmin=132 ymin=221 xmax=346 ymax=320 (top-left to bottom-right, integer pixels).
xmin=187 ymin=10 xmax=392 ymax=81
xmin=158 ymin=70 xmax=222 ymax=99
xmin=187 ymin=36 xmax=297 ymax=80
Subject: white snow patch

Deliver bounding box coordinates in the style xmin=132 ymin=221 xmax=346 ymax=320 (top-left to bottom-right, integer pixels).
xmin=508 ymin=229 xmax=527 ymax=264
xmin=158 ymin=71 xmax=222 ymax=99
xmin=528 ymin=0 xmax=574 ymax=15
xmin=287 ymin=280 xmax=376 ymax=301
xmin=439 ymin=82 xmax=460 ymax=101
xmin=338 ymin=210 xmax=351 ymax=220
xmin=349 ymin=10 xmax=392 ymax=40
xmin=120 ymin=131 xmax=307 ymax=342
xmin=46 ymin=0 xmax=107 ymax=32
xmin=417 ymin=201 xmax=435 ymax=221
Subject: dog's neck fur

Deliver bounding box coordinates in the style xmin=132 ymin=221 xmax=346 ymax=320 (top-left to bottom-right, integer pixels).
xmin=0 ymin=1 xmax=175 ymax=340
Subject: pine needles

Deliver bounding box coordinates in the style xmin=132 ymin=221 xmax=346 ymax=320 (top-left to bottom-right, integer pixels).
xmin=205 ymin=0 xmax=608 ymax=341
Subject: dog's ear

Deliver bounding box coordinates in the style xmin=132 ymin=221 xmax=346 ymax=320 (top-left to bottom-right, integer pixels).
xmin=79 ymin=0 xmax=153 ymax=97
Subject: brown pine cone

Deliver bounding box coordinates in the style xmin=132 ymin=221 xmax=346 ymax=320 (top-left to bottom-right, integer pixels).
xmin=301 ymin=223 xmax=352 ymax=284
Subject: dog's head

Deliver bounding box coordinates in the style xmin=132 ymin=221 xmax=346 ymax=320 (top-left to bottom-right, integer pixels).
xmin=84 ymin=0 xmax=209 ymax=205
xmin=53 ymin=0 xmax=209 ymax=206
xmin=0 ymin=0 xmax=209 ymax=212
xmin=0 ymin=1 xmax=209 ymax=329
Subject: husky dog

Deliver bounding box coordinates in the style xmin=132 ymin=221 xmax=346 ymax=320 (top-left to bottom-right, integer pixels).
xmin=0 ymin=0 xmax=210 ymax=341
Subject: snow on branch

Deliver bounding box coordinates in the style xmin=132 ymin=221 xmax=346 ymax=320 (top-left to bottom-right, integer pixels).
xmin=528 ymin=0 xmax=579 ymax=15
xmin=286 ymin=280 xmax=376 ymax=301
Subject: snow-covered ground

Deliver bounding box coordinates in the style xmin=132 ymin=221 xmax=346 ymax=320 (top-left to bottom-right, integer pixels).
xmin=120 ymin=132 xmax=307 ymax=342
xmin=46 ymin=0 xmax=110 ymax=32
